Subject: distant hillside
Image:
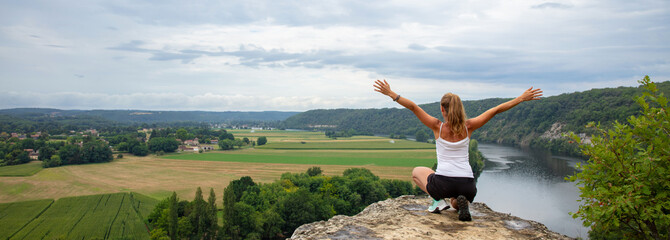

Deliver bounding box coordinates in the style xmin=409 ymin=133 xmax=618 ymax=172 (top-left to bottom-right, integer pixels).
xmin=0 ymin=108 xmax=300 ymax=123
xmin=281 ymin=81 xmax=670 ymax=156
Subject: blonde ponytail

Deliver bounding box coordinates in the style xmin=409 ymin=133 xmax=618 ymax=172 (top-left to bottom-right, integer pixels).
xmin=441 ymin=93 xmax=467 ymax=137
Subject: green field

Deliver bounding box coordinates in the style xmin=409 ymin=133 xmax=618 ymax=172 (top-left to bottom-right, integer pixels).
xmin=5 ymin=192 xmax=158 ymax=240
xmin=257 ymin=139 xmax=433 ymax=150
xmin=166 ymin=130 xmax=437 ymax=167
xmin=0 ymin=199 xmax=53 ymax=240
xmin=0 ymin=162 xmax=43 ymax=177
xmin=165 ymin=150 xmax=435 ymax=167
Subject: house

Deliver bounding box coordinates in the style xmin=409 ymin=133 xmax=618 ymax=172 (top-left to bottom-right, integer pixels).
xmin=24 ymin=149 xmax=39 ymax=160
xmin=179 ymin=146 xmax=196 ymax=152
xmin=210 ymin=139 xmax=218 ymax=144
xmin=184 ymin=139 xmax=200 ymax=146
xmin=86 ymin=129 xmax=99 ymax=137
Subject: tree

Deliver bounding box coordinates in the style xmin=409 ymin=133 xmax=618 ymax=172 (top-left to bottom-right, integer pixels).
xmin=58 ymin=144 xmax=82 ymax=165
xmin=234 ymin=139 xmax=244 ymax=149
xmin=81 ymin=140 xmax=113 ymax=163
xmin=218 ymin=139 xmax=235 ymax=150
xmin=148 ymin=137 xmax=179 ymax=153
xmin=42 ymin=155 xmax=62 ymax=168
xmin=2 ymin=149 xmax=30 ymax=165
xmin=176 ymin=128 xmax=188 ymax=141
xmin=307 ymin=166 xmax=322 ymax=177
xmin=131 ymin=144 xmax=149 ymax=156
xmin=415 ymin=130 xmax=429 ymax=143
xmin=168 ymin=192 xmax=179 ymax=240
xmin=568 ymin=76 xmax=669 ymax=239
xmin=468 ymin=139 xmax=485 ymax=179
xmin=276 ymin=188 xmax=334 ymax=234
xmin=221 ymin=185 xmax=239 ymax=239
xmin=257 ymin=136 xmax=267 ymax=146
xmin=219 ymin=130 xmax=235 ymax=141
xmin=207 ymin=188 xmax=218 ymax=238
xmin=190 ymin=187 xmax=208 ymax=239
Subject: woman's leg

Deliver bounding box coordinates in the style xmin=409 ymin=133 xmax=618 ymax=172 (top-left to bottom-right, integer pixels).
xmin=412 ymin=167 xmax=434 ymax=194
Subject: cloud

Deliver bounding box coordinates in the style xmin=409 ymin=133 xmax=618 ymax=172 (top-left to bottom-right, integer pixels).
xmin=531 ymin=2 xmax=572 ymax=9
xmin=0 ymin=91 xmax=379 ymax=111
xmin=1 ymin=0 xmax=668 ymax=111
xmin=408 ymin=44 xmax=428 ymax=51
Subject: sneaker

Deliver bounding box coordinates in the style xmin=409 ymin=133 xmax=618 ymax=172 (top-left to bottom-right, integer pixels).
xmin=457 ymin=195 xmax=471 ymax=221
xmin=428 ymin=199 xmax=449 ymax=213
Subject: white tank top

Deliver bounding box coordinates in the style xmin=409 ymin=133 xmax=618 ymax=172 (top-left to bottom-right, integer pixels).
xmin=435 ymin=123 xmax=474 ymax=178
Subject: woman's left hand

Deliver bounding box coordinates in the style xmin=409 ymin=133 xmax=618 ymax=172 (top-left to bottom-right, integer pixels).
xmin=517 ymin=87 xmax=543 ymax=102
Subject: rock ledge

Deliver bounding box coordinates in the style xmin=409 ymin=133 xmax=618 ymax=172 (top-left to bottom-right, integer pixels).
xmin=290 ymin=195 xmax=574 ymax=240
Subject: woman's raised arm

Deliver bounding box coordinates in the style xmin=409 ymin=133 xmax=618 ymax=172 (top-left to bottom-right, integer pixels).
xmin=467 ymin=87 xmax=543 ymax=132
xmin=374 ymin=79 xmax=441 ymax=131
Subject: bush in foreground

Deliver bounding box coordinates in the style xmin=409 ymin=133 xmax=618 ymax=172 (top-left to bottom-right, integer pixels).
xmin=568 ymin=76 xmax=669 ymax=239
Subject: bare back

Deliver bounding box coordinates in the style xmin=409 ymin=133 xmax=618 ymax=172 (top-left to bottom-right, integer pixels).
xmin=434 ymin=121 xmax=471 ymax=142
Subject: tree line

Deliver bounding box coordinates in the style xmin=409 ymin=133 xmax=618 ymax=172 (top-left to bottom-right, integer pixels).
xmin=281 ymin=81 xmax=670 ymax=157
xmin=148 ymin=167 xmax=421 ymax=239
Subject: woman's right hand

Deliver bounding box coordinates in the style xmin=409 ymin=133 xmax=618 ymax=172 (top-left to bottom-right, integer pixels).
xmin=374 ymin=79 xmax=396 ymax=97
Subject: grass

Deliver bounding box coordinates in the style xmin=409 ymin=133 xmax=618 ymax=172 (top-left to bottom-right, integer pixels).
xmin=0 ymin=199 xmax=53 ymax=240
xmin=0 ymin=162 xmax=43 ymax=177
xmin=9 ymin=192 xmax=158 ymax=240
xmin=257 ymin=139 xmax=433 ymax=150
xmin=164 ymin=149 xmax=435 ymax=167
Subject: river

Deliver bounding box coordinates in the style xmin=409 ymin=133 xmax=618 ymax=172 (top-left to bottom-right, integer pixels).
xmin=474 ymin=143 xmax=590 ymax=239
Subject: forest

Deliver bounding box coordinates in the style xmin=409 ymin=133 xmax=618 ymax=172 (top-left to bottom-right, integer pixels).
xmin=281 ymin=81 xmax=670 ymax=156
xmin=147 ymin=167 xmax=420 ymax=239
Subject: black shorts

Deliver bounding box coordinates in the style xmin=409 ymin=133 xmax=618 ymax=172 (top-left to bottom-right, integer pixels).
xmin=426 ymin=173 xmax=477 ymax=202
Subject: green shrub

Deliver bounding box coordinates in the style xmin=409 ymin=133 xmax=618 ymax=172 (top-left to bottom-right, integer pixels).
xmin=568 ymin=76 xmax=669 ymax=239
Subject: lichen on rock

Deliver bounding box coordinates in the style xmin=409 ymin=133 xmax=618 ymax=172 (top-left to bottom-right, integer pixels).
xmin=290 ymin=195 xmax=574 ymax=240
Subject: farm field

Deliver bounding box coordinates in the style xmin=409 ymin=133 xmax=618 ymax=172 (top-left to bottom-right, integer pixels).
xmin=165 ymin=149 xmax=434 ymax=167
xmin=0 ymin=130 xmax=433 ymax=204
xmin=0 ymin=161 xmax=43 ymax=177
xmin=0 ymin=199 xmax=53 ymax=239
xmin=2 ymin=192 xmax=157 ymax=240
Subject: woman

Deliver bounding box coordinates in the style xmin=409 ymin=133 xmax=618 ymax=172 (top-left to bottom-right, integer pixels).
xmin=373 ymin=79 xmax=542 ymax=221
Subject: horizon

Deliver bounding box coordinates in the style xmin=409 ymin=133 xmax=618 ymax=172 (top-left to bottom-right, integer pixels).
xmin=0 ymin=80 xmax=661 ymax=112
xmin=1 ymin=1 xmax=668 ymax=111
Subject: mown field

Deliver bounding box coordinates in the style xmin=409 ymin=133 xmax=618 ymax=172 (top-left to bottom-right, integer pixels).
xmin=1 ymin=192 xmax=157 ymax=240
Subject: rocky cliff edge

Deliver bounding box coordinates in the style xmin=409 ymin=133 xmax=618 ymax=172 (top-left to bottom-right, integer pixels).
xmin=290 ymin=195 xmax=574 ymax=240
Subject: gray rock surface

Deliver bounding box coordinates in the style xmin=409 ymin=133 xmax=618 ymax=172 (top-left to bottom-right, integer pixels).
xmin=290 ymin=195 xmax=574 ymax=240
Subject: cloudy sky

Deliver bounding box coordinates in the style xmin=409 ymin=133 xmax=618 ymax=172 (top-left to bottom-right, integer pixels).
xmin=1 ymin=0 xmax=668 ymax=111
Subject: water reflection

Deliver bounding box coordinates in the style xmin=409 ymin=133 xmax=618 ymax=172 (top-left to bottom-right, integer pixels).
xmin=475 ymin=143 xmax=590 ymax=239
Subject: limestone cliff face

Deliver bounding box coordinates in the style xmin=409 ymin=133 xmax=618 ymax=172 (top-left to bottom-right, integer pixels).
xmin=290 ymin=195 xmax=574 ymax=240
